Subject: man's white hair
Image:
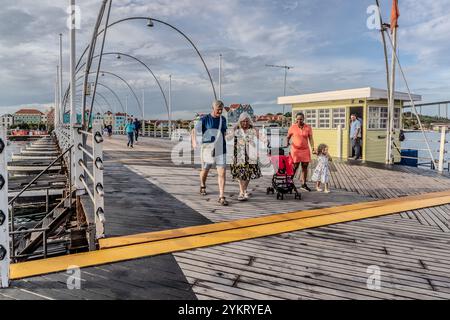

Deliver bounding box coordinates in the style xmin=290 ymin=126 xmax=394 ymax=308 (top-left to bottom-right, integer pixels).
xmin=212 ymin=100 xmax=224 ymax=109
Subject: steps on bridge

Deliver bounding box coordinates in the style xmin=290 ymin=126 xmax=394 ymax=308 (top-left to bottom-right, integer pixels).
xmin=15 ymin=198 xmax=76 ymax=259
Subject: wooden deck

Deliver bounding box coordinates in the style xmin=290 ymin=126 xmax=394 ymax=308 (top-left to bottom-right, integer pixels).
xmin=2 ymin=135 xmax=450 ymax=300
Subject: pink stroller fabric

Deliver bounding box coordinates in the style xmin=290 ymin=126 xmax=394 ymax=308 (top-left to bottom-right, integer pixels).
xmin=270 ymin=155 xmax=295 ymax=176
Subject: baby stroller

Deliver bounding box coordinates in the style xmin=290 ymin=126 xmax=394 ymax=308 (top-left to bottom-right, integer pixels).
xmin=266 ymin=148 xmax=301 ymax=200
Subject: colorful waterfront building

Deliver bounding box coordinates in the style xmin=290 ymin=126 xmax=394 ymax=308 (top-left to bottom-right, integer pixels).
xmin=14 ymin=109 xmax=44 ymax=125
xmin=63 ymin=113 xmax=83 ymax=124
xmin=226 ymin=104 xmax=255 ymax=124
xmin=94 ymin=112 xmax=103 ymax=124
xmin=114 ymin=113 xmax=127 ymax=130
xmin=45 ymin=108 xmax=55 ymax=127
xmin=278 ymin=87 xmax=421 ymax=163
xmin=0 ymin=114 xmax=14 ymax=128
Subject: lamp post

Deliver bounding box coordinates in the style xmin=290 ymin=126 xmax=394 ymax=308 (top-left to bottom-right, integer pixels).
xmin=125 ymin=95 xmax=128 ymax=120
xmin=142 ymin=89 xmax=145 ymax=120
xmin=56 ymin=65 xmax=60 ymax=125
xmin=266 ymin=64 xmax=294 ymax=127
xmin=169 ymin=75 xmax=172 ymax=138
xmin=59 ymin=33 xmax=64 ymax=125
xmin=219 ymin=54 xmax=222 ymax=100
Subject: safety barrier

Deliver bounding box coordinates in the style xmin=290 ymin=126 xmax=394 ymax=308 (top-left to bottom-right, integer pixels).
xmin=77 ymin=124 xmax=105 ymax=240
xmin=53 ymin=123 xmax=106 ymax=245
xmin=0 ymin=127 xmax=9 ymax=288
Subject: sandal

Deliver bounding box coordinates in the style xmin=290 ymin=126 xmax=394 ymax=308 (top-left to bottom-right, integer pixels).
xmin=200 ymin=186 xmax=207 ymax=196
xmin=218 ymin=197 xmax=229 ymax=206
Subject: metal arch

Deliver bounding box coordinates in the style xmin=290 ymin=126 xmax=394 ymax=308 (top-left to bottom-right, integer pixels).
xmin=75 ymin=70 xmax=142 ymax=115
xmin=75 ymin=16 xmax=217 ymax=100
xmin=94 ymin=91 xmax=114 ymax=114
xmin=76 ymin=52 xmax=169 ymax=116
xmin=76 ymin=82 xmax=126 ymax=114
xmin=98 ymin=70 xmax=141 ymax=114
xmin=74 ymin=82 xmax=127 ymax=115
xmin=96 ymin=83 xmax=126 ymax=113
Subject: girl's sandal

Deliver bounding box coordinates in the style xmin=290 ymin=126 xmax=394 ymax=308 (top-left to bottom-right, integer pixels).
xmin=218 ymin=197 xmax=229 ymax=206
xmin=200 ymin=186 xmax=207 ymax=196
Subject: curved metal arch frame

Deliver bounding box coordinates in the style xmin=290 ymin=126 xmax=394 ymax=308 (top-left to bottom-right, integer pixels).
xmin=74 ymin=80 xmax=126 ymax=114
xmin=93 ymin=91 xmax=114 ymax=114
xmin=75 ymin=17 xmax=217 ymax=100
xmin=76 ymin=51 xmax=169 ymax=116
xmin=75 ymin=70 xmax=142 ymax=116
xmin=68 ymin=91 xmax=110 ymax=120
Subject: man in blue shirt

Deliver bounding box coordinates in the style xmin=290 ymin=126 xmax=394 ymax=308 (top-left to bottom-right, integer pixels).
xmin=192 ymin=100 xmax=229 ymax=206
xmin=350 ymin=114 xmax=362 ymax=160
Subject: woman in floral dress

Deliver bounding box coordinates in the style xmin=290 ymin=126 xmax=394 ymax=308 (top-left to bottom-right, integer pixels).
xmin=229 ymin=113 xmax=262 ymax=201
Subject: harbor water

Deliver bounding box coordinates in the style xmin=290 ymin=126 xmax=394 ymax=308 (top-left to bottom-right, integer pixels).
xmin=403 ymin=131 xmax=448 ymax=169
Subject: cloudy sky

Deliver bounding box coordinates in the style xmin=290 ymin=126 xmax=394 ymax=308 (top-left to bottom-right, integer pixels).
xmin=0 ymin=0 xmax=449 ymax=119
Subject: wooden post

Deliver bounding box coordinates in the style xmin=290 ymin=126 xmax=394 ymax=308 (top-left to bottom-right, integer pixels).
xmin=438 ymin=126 xmax=446 ymax=173
xmin=0 ymin=127 xmax=10 ymax=288
xmin=337 ymin=124 xmax=343 ymax=160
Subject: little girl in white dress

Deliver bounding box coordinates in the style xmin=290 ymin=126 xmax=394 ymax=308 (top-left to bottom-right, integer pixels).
xmin=311 ymin=144 xmax=332 ymax=193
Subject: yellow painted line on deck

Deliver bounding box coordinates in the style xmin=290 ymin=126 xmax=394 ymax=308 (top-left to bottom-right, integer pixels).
xmin=99 ymin=189 xmax=450 ymax=249
xmin=10 ymin=190 xmax=450 ymax=280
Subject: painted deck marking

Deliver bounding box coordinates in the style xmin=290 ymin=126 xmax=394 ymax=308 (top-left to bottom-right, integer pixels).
xmin=10 ymin=190 xmax=450 ymax=280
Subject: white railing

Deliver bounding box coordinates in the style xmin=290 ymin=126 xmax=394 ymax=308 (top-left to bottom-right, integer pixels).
xmin=54 ymin=123 xmax=105 ymax=245
xmin=333 ymin=124 xmax=448 ymax=172
xmin=77 ymin=124 xmax=105 ymax=241
xmin=0 ymin=127 xmax=10 ymax=288
xmin=399 ymin=126 xmax=448 ymax=172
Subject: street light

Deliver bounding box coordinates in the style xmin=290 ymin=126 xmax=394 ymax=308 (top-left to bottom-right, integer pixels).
xmin=147 ymin=19 xmax=154 ymax=27
xmin=266 ymin=64 xmax=294 ymax=127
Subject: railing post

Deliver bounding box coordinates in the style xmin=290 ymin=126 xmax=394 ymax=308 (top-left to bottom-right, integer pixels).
xmin=0 ymin=127 xmax=10 ymax=288
xmin=72 ymin=125 xmax=84 ymax=195
xmin=154 ymin=124 xmax=157 ymax=138
xmin=92 ymin=123 xmax=105 ymax=239
xmin=337 ymin=124 xmax=343 ymax=160
xmin=438 ymin=126 xmax=447 ymax=173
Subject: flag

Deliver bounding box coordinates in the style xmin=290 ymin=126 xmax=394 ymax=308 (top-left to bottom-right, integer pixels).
xmin=391 ymin=0 xmax=400 ymax=32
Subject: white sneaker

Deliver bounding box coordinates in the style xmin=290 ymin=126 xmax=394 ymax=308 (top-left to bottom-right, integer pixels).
xmin=324 ymin=189 xmax=331 ymax=194
xmin=238 ymin=194 xmax=247 ymax=201
xmin=244 ymin=192 xmax=251 ymax=199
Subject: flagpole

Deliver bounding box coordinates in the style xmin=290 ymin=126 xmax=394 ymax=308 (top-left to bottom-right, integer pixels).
xmin=387 ymin=25 xmax=398 ymax=165
xmin=375 ymin=0 xmax=392 ymax=164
